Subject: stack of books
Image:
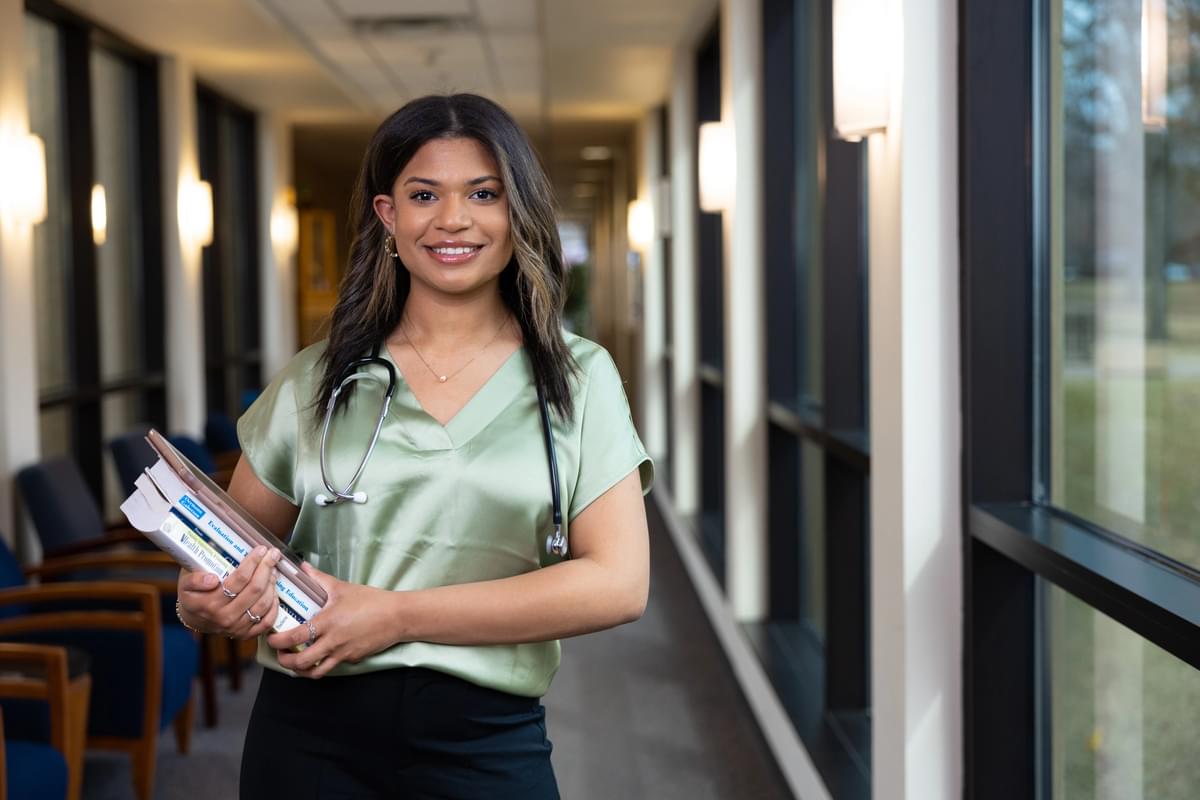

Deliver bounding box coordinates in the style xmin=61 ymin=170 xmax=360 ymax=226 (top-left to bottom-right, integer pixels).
xmin=121 ymin=430 xmax=325 ymax=635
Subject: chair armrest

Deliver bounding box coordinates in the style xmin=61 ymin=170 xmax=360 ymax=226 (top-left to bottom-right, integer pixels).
xmin=0 ymin=584 xmax=154 ymax=752
xmin=25 ymin=552 xmax=179 ymax=597
xmin=0 ymin=643 xmax=72 ymax=755
xmin=44 ymin=530 xmax=147 ymax=559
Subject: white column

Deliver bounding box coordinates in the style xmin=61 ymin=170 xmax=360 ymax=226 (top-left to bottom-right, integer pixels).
xmin=868 ymin=0 xmax=962 ymax=797
xmin=257 ymin=113 xmax=298 ymax=379
xmin=159 ymin=57 xmax=206 ymax=438
xmin=669 ymin=50 xmax=700 ymax=516
xmin=0 ymin=0 xmax=41 ymax=554
xmin=721 ymin=0 xmax=767 ymax=621
xmin=637 ymin=110 xmax=668 ymax=463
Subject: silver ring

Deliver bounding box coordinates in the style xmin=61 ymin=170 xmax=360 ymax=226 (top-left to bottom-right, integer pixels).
xmin=245 ymin=609 xmax=262 ymax=624
xmin=305 ymin=620 xmax=318 ymax=645
xmin=222 ymin=586 xmax=238 ymax=599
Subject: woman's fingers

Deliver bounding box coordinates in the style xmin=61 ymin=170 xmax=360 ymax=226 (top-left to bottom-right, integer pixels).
xmin=219 ymin=546 xmax=272 ymax=599
xmin=220 ymin=548 xmax=282 ymax=630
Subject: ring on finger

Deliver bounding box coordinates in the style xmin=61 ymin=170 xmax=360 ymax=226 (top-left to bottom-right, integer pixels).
xmin=305 ymin=620 xmax=318 ymax=646
xmin=245 ymin=608 xmax=263 ymax=625
xmin=222 ymin=585 xmax=238 ymax=599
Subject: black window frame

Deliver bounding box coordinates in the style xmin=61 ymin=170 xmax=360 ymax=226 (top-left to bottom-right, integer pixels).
xmin=196 ymin=84 xmax=262 ymax=421
xmin=751 ymin=0 xmax=871 ymax=796
xmin=961 ymin=1 xmax=1200 ymax=797
xmin=26 ymin=0 xmax=166 ymax=509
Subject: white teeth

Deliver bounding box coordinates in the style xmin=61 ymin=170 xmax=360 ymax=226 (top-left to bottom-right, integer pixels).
xmin=431 ymin=246 xmax=478 ymax=256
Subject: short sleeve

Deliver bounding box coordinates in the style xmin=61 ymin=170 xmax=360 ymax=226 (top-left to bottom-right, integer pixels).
xmin=236 ymin=367 xmax=301 ymax=505
xmin=568 ymin=350 xmax=654 ymax=520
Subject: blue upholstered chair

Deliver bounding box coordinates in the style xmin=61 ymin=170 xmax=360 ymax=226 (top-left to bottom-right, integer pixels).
xmin=0 ymin=537 xmax=197 ymax=800
xmin=107 ymin=428 xmax=156 ymax=498
xmin=15 ymin=458 xmax=145 ymax=559
xmin=0 ymin=645 xmax=85 ymax=800
xmin=204 ymin=412 xmax=240 ymax=456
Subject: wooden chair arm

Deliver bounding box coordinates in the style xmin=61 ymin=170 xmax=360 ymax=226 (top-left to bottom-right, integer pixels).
xmin=0 ymin=708 xmax=7 ymax=800
xmin=44 ymin=529 xmax=147 ymax=559
xmin=212 ymin=451 xmax=241 ymax=472
xmin=25 ymin=552 xmax=179 ymax=597
xmin=0 ymin=643 xmax=72 ymax=756
xmin=0 ymin=583 xmax=157 ymax=759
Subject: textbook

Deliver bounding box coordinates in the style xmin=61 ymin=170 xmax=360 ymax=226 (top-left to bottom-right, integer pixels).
xmin=120 ymin=430 xmax=325 ymax=635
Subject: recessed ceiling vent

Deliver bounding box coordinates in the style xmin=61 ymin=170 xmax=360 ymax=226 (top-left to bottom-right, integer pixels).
xmin=348 ymin=15 xmax=476 ymax=37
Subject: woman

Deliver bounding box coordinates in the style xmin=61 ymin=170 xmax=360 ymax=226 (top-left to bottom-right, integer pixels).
xmin=175 ymin=93 xmax=653 ymax=799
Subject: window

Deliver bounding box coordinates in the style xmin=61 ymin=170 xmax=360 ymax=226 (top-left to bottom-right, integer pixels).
xmin=962 ymin=0 xmax=1200 ymax=796
xmin=695 ymin=21 xmax=726 ymax=581
xmin=25 ymin=6 xmax=165 ymax=513
xmin=753 ymin=0 xmax=871 ymax=794
xmin=197 ymin=87 xmax=262 ymax=419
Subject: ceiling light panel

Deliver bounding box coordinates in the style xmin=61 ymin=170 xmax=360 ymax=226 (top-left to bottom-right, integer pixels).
xmin=331 ymin=0 xmax=472 ymax=18
xmin=475 ymin=0 xmax=538 ymax=31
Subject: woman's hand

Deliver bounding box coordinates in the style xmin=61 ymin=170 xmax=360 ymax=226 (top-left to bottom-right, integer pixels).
xmin=267 ymin=562 xmax=403 ymax=679
xmin=177 ymin=546 xmax=282 ymax=640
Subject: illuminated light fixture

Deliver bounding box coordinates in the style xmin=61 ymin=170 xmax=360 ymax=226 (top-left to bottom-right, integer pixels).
xmin=580 ymin=146 xmax=612 ymax=161
xmin=91 ymin=184 xmax=107 ymax=245
xmin=627 ymin=199 xmax=654 ymax=251
xmin=178 ymin=178 xmax=213 ymax=248
xmin=270 ymin=188 xmax=299 ymax=255
xmin=1142 ymin=0 xmax=1168 ymax=130
xmin=833 ymin=0 xmax=891 ymax=141
xmin=0 ymin=132 xmax=48 ymax=225
xmin=698 ymin=121 xmax=734 ymax=213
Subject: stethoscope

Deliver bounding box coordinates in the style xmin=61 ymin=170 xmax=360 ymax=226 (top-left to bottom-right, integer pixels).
xmin=314 ymin=347 xmax=568 ymax=558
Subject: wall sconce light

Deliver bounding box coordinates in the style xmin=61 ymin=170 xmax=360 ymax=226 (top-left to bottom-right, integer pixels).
xmin=270 ymin=188 xmax=299 ymax=255
xmin=178 ymin=178 xmax=213 ymax=248
xmin=833 ymin=0 xmax=891 ymax=141
xmin=0 ymin=132 xmax=48 ymax=225
xmin=698 ymin=121 xmax=734 ymax=213
xmin=91 ymin=184 xmax=107 ymax=245
xmin=1142 ymin=0 xmax=1168 ymax=130
xmin=627 ymin=198 xmax=654 ymax=251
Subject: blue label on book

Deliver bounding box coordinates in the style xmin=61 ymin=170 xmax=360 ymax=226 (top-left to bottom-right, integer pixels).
xmin=179 ymin=495 xmax=205 ymax=520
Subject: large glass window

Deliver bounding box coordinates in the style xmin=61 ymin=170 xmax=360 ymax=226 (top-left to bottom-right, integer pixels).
xmin=198 ymin=88 xmax=262 ymax=419
xmin=25 ymin=9 xmax=165 ymax=515
xmin=1051 ymin=0 xmax=1200 ymax=567
xmin=25 ymin=15 xmax=73 ymax=458
xmin=1047 ymin=581 xmax=1200 ymax=798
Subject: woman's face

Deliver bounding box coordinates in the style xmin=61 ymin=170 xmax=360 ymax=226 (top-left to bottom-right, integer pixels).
xmin=373 ymin=137 xmax=514 ymax=301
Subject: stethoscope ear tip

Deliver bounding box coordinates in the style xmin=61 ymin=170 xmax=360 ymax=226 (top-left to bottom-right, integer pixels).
xmin=351 ymin=491 xmax=368 ymax=504
xmin=315 ymin=494 xmax=331 ymax=507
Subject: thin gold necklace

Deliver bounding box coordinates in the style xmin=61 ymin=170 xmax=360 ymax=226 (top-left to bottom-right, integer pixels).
xmin=401 ymin=316 xmax=509 ymax=384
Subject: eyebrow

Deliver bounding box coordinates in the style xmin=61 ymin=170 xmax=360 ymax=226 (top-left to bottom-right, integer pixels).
xmin=402 ymin=175 xmax=502 ymax=187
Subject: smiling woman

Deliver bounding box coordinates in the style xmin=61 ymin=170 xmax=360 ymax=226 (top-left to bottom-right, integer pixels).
xmin=174 ymin=93 xmax=654 ymax=800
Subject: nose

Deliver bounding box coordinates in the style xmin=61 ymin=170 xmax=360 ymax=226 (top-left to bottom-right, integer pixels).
xmin=435 ymin=194 xmax=471 ymax=232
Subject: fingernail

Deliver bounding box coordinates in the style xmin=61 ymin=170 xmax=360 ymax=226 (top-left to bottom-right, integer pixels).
xmin=269 ymin=548 xmax=281 ymax=562
xmin=203 ymin=574 xmax=218 ymax=587
xmin=254 ymin=545 xmax=267 ymax=558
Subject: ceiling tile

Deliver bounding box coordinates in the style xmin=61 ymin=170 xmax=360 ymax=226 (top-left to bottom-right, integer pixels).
xmin=331 ymin=0 xmax=472 ymax=19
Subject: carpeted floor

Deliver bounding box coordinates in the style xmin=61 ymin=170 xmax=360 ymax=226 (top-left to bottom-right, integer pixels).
xmin=81 ymin=497 xmax=790 ymax=799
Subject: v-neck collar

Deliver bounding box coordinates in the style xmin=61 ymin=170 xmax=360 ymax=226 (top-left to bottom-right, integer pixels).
xmin=380 ymin=342 xmax=531 ymax=451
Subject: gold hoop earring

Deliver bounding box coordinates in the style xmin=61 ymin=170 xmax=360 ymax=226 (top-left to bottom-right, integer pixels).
xmin=384 ymin=234 xmax=398 ymax=258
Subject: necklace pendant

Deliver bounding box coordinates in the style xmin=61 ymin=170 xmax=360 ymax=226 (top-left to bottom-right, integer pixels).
xmin=438 ymin=375 xmax=447 ymax=383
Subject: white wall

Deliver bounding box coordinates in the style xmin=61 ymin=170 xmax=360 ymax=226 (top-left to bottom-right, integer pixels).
xmin=721 ymin=0 xmax=768 ymax=621
xmin=668 ymin=50 xmax=700 ymax=516
xmin=0 ymin=0 xmax=42 ymax=556
xmin=159 ymin=56 xmax=207 ymax=439
xmin=257 ymin=113 xmax=299 ymax=380
xmin=868 ymin=0 xmax=963 ymax=797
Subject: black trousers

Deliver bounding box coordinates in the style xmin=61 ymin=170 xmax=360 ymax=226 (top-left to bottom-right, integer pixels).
xmin=240 ymin=667 xmax=559 ymax=799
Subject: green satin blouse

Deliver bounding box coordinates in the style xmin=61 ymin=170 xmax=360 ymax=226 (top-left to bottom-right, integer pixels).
xmin=237 ymin=331 xmax=653 ymax=697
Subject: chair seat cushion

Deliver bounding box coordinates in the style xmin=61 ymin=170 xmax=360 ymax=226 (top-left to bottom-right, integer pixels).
xmin=6 ymin=739 xmax=67 ymax=799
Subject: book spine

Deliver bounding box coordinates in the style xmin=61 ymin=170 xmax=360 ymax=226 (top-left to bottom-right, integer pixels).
xmin=168 ymin=491 xmax=322 ymax=619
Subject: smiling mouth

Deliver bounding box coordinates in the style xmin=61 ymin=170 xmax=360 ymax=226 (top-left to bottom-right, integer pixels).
xmin=425 ymin=244 xmax=484 ymax=264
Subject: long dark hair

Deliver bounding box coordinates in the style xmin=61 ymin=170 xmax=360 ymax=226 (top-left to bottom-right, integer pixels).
xmin=314 ymin=94 xmax=578 ymax=422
